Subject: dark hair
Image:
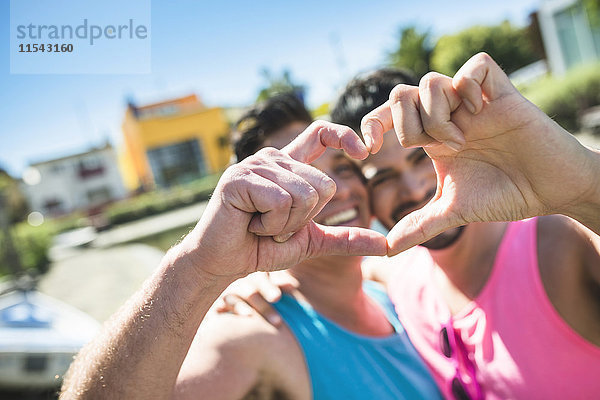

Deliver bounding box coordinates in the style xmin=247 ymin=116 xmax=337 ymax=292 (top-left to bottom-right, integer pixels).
xmin=330 ymin=68 xmax=417 ymax=134
xmin=233 ymin=93 xmax=312 ymax=161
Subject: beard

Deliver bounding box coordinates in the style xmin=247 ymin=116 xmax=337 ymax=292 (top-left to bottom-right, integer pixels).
xmin=419 ymin=225 xmax=466 ymax=250
xmin=381 ymin=188 xmax=466 ymax=250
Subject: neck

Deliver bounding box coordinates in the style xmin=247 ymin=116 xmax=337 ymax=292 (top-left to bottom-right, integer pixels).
xmin=289 ymin=254 xmax=364 ymax=310
xmin=429 ymin=222 xmax=508 ymax=299
xmin=288 ymin=255 xmax=393 ymax=337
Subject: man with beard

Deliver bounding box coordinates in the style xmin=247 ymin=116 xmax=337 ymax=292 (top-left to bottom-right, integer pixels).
xmin=341 ymin=53 xmax=600 ymax=399
xmin=228 ymin=54 xmax=600 ymax=399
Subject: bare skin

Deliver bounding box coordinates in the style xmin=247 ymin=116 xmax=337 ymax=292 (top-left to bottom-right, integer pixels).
xmin=360 ymin=132 xmax=600 ymax=345
xmin=362 ymin=53 xmax=600 ymax=252
xmin=226 ymin=54 xmax=600 ymax=351
xmin=174 ymin=145 xmax=394 ymax=400
xmin=59 ymin=122 xmax=388 ymax=400
xmin=360 ymin=53 xmax=600 ymax=345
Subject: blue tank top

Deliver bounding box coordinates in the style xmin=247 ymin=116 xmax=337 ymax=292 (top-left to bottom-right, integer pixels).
xmin=272 ymin=281 xmax=442 ymax=400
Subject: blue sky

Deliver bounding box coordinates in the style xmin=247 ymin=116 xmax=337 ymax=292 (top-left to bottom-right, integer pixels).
xmin=0 ymin=0 xmax=540 ymax=176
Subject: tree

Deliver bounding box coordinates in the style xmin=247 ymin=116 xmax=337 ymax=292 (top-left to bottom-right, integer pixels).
xmin=0 ymin=168 xmax=29 ymax=224
xmin=388 ymin=26 xmax=433 ymax=79
xmin=584 ymin=0 xmax=600 ymax=28
xmin=431 ymin=21 xmax=540 ymax=76
xmin=256 ymin=68 xmax=306 ymax=102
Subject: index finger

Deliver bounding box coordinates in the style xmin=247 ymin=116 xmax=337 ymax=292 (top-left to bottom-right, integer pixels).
xmin=360 ymin=100 xmax=393 ymax=154
xmin=282 ymin=120 xmax=368 ymax=164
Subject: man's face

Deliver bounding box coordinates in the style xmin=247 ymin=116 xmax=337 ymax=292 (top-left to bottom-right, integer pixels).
xmin=361 ymin=132 xmax=464 ymax=250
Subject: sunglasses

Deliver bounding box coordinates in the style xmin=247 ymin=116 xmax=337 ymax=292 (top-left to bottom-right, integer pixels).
xmin=439 ymin=319 xmax=484 ymax=400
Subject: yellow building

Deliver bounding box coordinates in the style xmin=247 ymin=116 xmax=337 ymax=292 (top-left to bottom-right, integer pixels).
xmin=120 ymin=94 xmax=231 ymax=190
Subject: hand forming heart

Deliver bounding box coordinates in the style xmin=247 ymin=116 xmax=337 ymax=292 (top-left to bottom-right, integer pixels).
xmin=360 ymin=53 xmax=597 ymax=255
xmin=180 ymin=53 xmax=597 ymax=279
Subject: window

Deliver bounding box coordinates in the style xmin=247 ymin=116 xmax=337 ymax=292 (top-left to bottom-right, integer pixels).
xmin=43 ymin=198 xmax=63 ymax=214
xmin=146 ymin=139 xmax=207 ymax=188
xmin=78 ymin=156 xmax=105 ymax=179
xmin=555 ymin=6 xmax=584 ymax=69
xmin=86 ymin=187 xmax=112 ymax=205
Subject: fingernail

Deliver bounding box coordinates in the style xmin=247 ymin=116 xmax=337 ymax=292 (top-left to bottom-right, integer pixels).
xmin=463 ymin=99 xmax=476 ymax=114
xmin=273 ymin=232 xmax=294 ymax=243
xmin=267 ymin=314 xmax=282 ymax=326
xmin=443 ymin=140 xmax=463 ymax=152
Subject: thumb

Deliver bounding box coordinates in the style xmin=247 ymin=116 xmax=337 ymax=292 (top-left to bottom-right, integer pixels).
xmin=386 ymin=201 xmax=461 ymax=256
xmin=306 ymin=222 xmax=388 ymax=258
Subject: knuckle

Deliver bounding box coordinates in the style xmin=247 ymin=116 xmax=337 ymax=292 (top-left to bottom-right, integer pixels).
xmin=220 ymin=166 xmax=250 ymax=189
xmin=453 ymin=74 xmax=470 ymax=89
xmin=422 ymin=117 xmax=445 ymax=134
xmin=361 ymin=115 xmax=380 ymax=129
xmin=419 ymin=72 xmax=444 ymax=90
xmin=254 ymin=147 xmax=281 ymax=160
xmin=473 ymin=52 xmax=492 ymax=64
xmin=225 ymin=163 xmax=246 ymax=177
xmin=311 ymin=120 xmax=329 ymax=130
xmin=339 ymin=124 xmax=355 ymax=138
xmin=341 ymin=122 xmax=355 ymax=132
xmin=303 ymin=185 xmax=319 ymax=207
xmin=418 ymin=73 xmax=434 ymax=88
xmin=320 ymin=175 xmax=337 ymax=197
xmin=308 ymin=120 xmax=329 ymax=138
xmin=389 ymin=84 xmax=411 ymax=103
xmin=274 ymin=191 xmax=293 ymax=209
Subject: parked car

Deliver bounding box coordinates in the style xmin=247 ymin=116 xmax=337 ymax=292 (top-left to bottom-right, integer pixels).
xmin=0 ymin=283 xmax=100 ymax=389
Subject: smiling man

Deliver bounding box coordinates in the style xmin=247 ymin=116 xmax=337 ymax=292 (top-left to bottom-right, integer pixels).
xmin=332 ymin=54 xmax=600 ymax=399
xmin=61 ymin=95 xmax=440 ymax=400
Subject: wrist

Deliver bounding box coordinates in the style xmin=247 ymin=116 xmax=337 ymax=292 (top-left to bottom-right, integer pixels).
xmin=560 ymin=146 xmax=600 ymax=222
xmin=164 ymin=238 xmax=245 ymax=293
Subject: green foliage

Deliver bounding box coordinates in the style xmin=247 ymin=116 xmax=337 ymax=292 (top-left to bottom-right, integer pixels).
xmin=51 ymin=212 xmax=88 ymax=234
xmin=388 ymin=26 xmax=433 ymax=78
xmin=0 ymin=169 xmax=29 ymax=223
xmin=105 ymin=173 xmax=221 ymax=225
xmin=431 ymin=21 xmax=539 ymax=76
xmin=257 ymin=68 xmax=305 ymax=102
xmin=0 ymin=174 xmax=220 ymax=279
xmin=584 ymin=0 xmax=600 ymax=28
xmin=0 ymin=222 xmax=53 ymax=277
xmin=12 ymin=222 xmax=54 ymax=275
xmin=520 ymin=62 xmax=600 ymax=132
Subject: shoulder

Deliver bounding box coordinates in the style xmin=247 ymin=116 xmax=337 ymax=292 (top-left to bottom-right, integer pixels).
xmin=537 ymin=215 xmax=600 ymax=298
xmin=174 ymin=313 xmax=308 ymax=400
xmin=538 ymin=215 xmax=600 ymax=276
xmin=191 ymin=312 xmax=293 ymax=367
xmin=537 ymin=216 xmax=585 ymax=278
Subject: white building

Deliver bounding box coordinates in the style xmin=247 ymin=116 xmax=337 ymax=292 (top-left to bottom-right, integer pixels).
xmin=538 ymin=0 xmax=600 ymax=75
xmin=22 ymin=143 xmax=127 ymax=216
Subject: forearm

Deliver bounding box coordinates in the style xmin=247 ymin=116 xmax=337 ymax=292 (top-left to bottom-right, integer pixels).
xmin=60 ymin=244 xmax=237 ymax=400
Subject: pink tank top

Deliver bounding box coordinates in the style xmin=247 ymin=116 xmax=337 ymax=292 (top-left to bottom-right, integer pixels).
xmin=388 ymin=218 xmax=600 ymax=399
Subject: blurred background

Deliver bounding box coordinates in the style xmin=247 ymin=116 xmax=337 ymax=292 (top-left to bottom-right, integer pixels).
xmin=1 ymin=0 xmax=600 ymax=398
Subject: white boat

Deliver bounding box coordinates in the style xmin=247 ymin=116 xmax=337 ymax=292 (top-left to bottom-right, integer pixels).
xmin=0 ymin=287 xmax=100 ymax=389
